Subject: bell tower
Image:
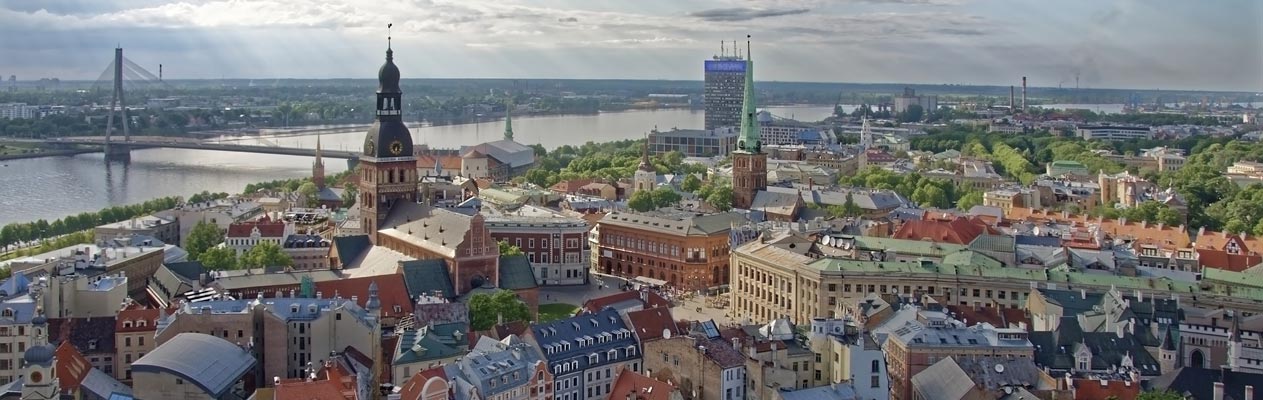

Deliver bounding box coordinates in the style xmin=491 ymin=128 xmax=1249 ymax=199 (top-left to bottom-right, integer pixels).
xmin=731 ymin=37 xmax=766 ymax=210
xmin=22 ymin=310 xmax=58 ymax=400
xmin=360 ymin=32 xmax=418 ymax=242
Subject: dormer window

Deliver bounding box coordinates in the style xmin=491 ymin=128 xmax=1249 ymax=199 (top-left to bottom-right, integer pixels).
xmin=122 ymin=321 xmax=133 ymax=328
xmin=1 ymin=309 xmax=12 ymax=318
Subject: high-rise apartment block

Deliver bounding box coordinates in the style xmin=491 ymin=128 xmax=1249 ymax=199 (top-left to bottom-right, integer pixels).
xmin=704 ymin=56 xmax=747 ymax=130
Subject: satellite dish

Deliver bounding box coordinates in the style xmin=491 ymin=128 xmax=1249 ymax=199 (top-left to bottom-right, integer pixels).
xmin=663 ymin=328 xmax=672 ymax=339
xmin=995 ymin=363 xmax=1005 ymax=373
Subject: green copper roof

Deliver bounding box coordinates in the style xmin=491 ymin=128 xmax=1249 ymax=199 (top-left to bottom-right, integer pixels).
xmin=504 ymin=98 xmax=514 ymax=141
xmin=737 ymin=56 xmax=760 ymax=153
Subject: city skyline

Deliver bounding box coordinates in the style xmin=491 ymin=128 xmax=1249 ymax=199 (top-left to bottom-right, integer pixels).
xmin=0 ymin=0 xmax=1261 ymax=92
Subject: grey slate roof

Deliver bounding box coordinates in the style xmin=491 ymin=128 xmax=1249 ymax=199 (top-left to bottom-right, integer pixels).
xmin=461 ymin=139 xmax=535 ymax=168
xmin=401 ymin=259 xmax=457 ymax=299
xmin=750 ymin=190 xmax=800 ymax=217
xmin=163 ymin=261 xmax=205 ymax=282
xmin=332 ymin=235 xmax=372 ymax=266
xmin=80 ymin=367 xmax=133 ymax=398
xmin=1029 ymin=317 xmax=1163 ymax=376
xmin=600 ymin=210 xmax=745 ymax=236
xmin=1146 ymin=367 xmax=1263 ymax=400
xmin=910 ymin=357 xmax=978 ymax=400
xmin=132 ymin=333 xmax=256 ymax=397
xmin=450 ymin=335 xmax=545 ymax=399
xmin=498 ymin=255 xmax=538 ymax=290
xmin=530 ymin=308 xmax=640 ymax=371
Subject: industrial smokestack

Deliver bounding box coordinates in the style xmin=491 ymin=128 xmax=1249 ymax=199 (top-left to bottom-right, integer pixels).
xmin=159 ymin=64 xmax=163 ymax=81
xmin=1010 ymin=86 xmax=1015 ymax=112
xmin=1021 ymin=76 xmax=1027 ymax=113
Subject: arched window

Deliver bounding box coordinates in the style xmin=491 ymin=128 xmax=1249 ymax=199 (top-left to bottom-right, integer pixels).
xmin=871 ymin=360 xmax=880 ymax=373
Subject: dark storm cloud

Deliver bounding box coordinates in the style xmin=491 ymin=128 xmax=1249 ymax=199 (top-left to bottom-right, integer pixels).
xmin=687 ymin=7 xmax=809 ymax=22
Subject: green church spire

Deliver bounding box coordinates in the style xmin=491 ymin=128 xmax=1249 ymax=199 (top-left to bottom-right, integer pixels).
xmin=737 ymin=37 xmax=760 ymax=153
xmin=504 ymin=97 xmax=514 ymax=141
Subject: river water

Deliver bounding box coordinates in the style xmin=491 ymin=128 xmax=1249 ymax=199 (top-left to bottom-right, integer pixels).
xmin=0 ymin=105 xmax=835 ymax=225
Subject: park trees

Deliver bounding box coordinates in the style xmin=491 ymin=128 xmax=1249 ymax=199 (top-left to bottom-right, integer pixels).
xmin=468 ymin=289 xmax=532 ymax=331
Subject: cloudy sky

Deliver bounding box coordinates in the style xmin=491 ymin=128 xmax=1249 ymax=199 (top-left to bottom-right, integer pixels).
xmin=1 ymin=0 xmax=1260 ymax=91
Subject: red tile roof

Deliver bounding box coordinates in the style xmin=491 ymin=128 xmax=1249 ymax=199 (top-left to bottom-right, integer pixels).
xmin=274 ymin=379 xmax=349 ymax=400
xmin=399 ymin=366 xmax=449 ymax=400
xmin=1071 ymin=378 xmax=1141 ymax=400
xmin=611 ymin=370 xmax=678 ymax=400
xmin=55 ymin=341 xmax=91 ymax=395
xmin=892 ymin=216 xmax=997 ymax=245
xmin=314 ymin=275 xmax=414 ymax=320
xmin=625 ymin=307 xmax=683 ymax=343
xmin=116 ymin=305 xmax=177 ymax=333
xmin=1196 ymin=231 xmax=1263 ymax=255
xmin=1196 ymin=248 xmax=1263 ymax=272
xmin=581 ymin=290 xmax=672 ymax=314
xmin=227 ymin=219 xmax=286 ymax=238
xmin=415 ymin=154 xmax=463 ymax=172
xmin=550 ymin=179 xmax=595 ymax=194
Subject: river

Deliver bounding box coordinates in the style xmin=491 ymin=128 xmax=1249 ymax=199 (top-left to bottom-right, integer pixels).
xmin=0 ymin=105 xmax=836 ymax=225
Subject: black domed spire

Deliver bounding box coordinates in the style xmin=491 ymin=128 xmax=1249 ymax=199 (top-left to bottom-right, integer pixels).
xmin=362 ymin=25 xmax=414 ymax=159
xmin=378 ymin=43 xmax=401 ymax=94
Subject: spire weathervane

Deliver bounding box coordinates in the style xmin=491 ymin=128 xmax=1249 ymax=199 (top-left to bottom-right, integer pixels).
xmin=387 ymin=23 xmax=393 ymax=49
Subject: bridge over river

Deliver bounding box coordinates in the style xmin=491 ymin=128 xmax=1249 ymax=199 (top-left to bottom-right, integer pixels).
xmin=47 ymin=136 xmax=360 ymax=161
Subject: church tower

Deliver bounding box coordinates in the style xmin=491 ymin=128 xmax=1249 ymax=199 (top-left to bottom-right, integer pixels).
xmin=360 ymin=38 xmax=418 ymax=243
xmin=22 ymin=311 xmax=58 ymax=400
xmin=313 ymin=134 xmax=326 ymax=189
xmin=633 ymin=138 xmax=657 ymax=195
xmin=731 ymin=38 xmax=766 ymax=210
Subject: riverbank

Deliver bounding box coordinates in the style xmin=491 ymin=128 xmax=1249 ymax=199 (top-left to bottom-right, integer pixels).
xmin=0 ymin=148 xmax=96 ymax=161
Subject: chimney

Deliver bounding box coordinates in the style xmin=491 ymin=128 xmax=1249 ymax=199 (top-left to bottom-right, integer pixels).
xmin=1245 ymin=385 xmax=1254 ymax=400
xmin=1021 ymin=76 xmax=1027 ymax=113
xmin=1213 ymin=382 xmax=1224 ymax=400
xmin=1081 ymin=289 xmax=1087 ymax=299
xmin=1010 ymin=86 xmax=1015 ymax=111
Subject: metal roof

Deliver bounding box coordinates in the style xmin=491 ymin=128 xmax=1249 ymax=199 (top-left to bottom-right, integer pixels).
xmin=132 ymin=333 xmax=256 ymax=397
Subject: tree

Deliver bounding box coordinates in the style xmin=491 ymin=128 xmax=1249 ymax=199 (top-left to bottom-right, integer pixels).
xmin=1136 ymin=390 xmax=1184 ymax=400
xmin=341 ymin=185 xmax=358 ymax=208
xmin=956 ymin=191 xmax=984 ymax=211
xmin=185 ymin=221 xmax=224 ymax=260
xmin=681 ymin=174 xmax=702 ymax=193
xmin=198 ymin=246 xmax=238 ymax=271
xmin=899 ymin=104 xmax=924 ymax=123
xmin=705 ymin=185 xmax=734 ymax=212
xmin=628 ymin=190 xmax=656 ymax=212
xmin=498 ymin=240 xmax=524 ymax=256
xmin=297 ymin=182 xmax=319 ymax=205
xmin=841 ymin=192 xmax=863 ymax=217
xmin=650 ymin=187 xmax=682 ymax=208
xmin=240 ymin=241 xmax=293 ymax=269
xmin=468 ymin=289 xmax=532 ymax=331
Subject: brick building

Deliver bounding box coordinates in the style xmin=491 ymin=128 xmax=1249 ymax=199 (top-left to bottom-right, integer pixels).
xmin=486 ymin=213 xmax=591 ymax=286
xmin=596 ymin=210 xmax=744 ymax=291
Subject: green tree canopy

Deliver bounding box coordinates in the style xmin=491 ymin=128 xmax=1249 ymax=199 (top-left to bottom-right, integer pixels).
xmin=628 ymin=190 xmax=656 ymax=212
xmin=705 ymin=184 xmax=734 ymax=212
xmin=240 ymin=241 xmax=293 ymax=269
xmin=498 ymin=240 xmax=524 ymax=256
xmin=198 ymin=246 xmax=238 ymax=271
xmin=185 ymin=221 xmax=224 ymax=260
xmin=1135 ymin=390 xmax=1184 ymax=400
xmin=650 ymin=187 xmax=682 ymax=208
xmin=468 ymin=289 xmax=532 ymax=331
xmin=681 ymin=174 xmax=702 ymax=193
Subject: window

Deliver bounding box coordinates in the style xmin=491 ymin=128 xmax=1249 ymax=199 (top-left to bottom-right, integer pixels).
xmin=125 ymin=337 xmax=132 ymax=347
xmin=871 ymin=375 xmax=880 ymax=388
xmin=176 ymin=378 xmax=184 ymax=385
xmin=872 ymin=360 xmax=880 ymax=373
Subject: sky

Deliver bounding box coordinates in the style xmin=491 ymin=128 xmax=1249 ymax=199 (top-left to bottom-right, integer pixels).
xmin=1 ymin=0 xmax=1260 ymax=92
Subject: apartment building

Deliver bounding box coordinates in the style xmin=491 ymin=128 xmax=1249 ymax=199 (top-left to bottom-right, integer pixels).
xmin=596 ymin=210 xmax=744 ymax=291
xmin=527 ymin=308 xmax=643 ymax=400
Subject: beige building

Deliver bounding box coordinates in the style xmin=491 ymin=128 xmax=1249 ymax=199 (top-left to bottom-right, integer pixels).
xmin=883 ymin=310 xmax=1033 ymax=400
xmin=155 ymin=294 xmax=380 ymax=386
xmin=730 ymin=232 xmax=1263 ymax=329
xmin=115 ymin=304 xmax=167 ymax=382
xmin=94 ymin=214 xmax=180 ymax=245
xmin=725 ymin=319 xmax=816 ymax=400
xmin=642 ymin=332 xmax=747 ymax=400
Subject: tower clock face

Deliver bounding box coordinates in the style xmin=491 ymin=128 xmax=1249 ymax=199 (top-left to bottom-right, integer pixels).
xmin=29 ymin=371 xmax=41 ymax=384
xmin=365 ymin=141 xmax=375 ymax=155
xmin=390 ymin=140 xmax=404 ymax=155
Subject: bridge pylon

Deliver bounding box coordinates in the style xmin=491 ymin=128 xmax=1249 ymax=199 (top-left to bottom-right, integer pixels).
xmin=103 ymin=47 xmax=131 ymax=162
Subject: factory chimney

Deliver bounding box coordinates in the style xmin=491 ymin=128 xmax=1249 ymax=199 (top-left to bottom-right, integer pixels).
xmin=1021 ymin=76 xmax=1027 ymax=113
xmin=159 ymin=64 xmax=163 ymax=81
xmin=1010 ymin=86 xmax=1015 ymax=113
